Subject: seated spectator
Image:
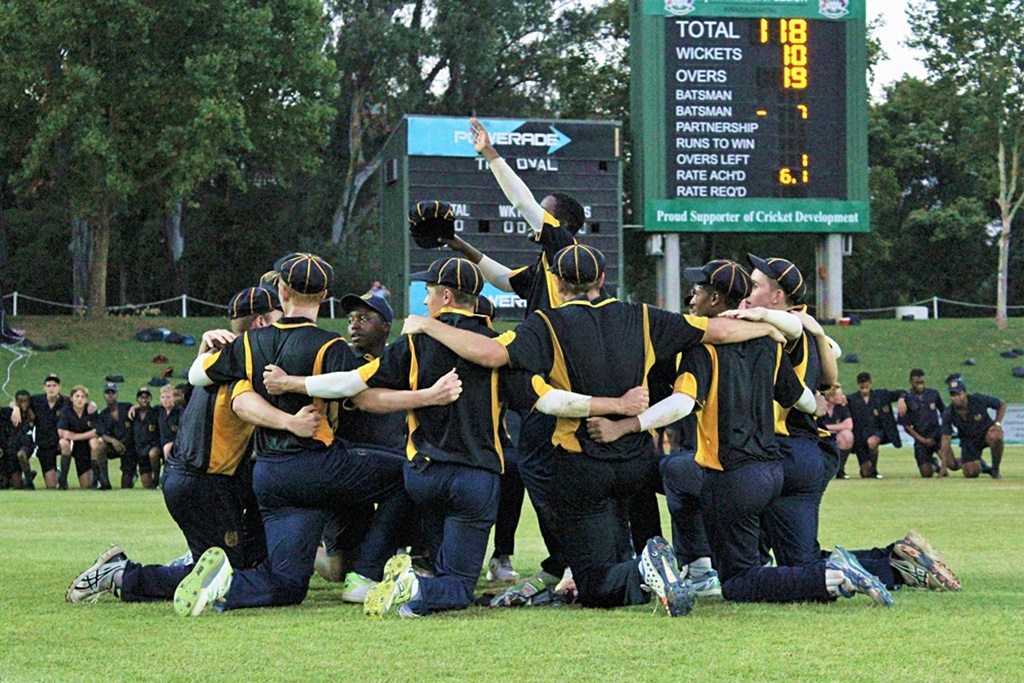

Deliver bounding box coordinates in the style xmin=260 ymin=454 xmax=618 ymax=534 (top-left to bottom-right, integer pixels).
xmin=845 ymin=372 xmax=905 ymax=479
xmin=939 ymin=379 xmax=1005 ymax=479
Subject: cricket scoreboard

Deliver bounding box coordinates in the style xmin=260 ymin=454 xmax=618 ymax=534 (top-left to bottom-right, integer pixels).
xmin=375 ymin=116 xmax=622 ymax=318
xmin=632 ymin=0 xmax=869 ymax=233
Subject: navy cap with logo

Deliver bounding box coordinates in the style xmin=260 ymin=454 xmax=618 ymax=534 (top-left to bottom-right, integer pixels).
xmin=410 ymin=258 xmax=484 ymax=296
xmin=103 ymin=382 xmax=118 ymax=394
xmin=136 ymin=386 xmax=152 ymax=397
xmin=747 ymin=253 xmax=806 ymax=302
xmin=948 ymin=378 xmax=967 ymax=394
xmin=274 ymin=252 xmax=334 ymax=294
xmin=228 ymin=286 xmax=281 ymax=320
xmin=549 ymin=244 xmax=605 ymax=285
xmin=44 ymin=372 xmax=60 ymax=384
xmin=684 ymin=259 xmax=752 ymax=301
xmin=340 ymin=292 xmax=394 ymax=324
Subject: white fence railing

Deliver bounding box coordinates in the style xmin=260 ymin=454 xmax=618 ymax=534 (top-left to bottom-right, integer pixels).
xmin=1 ymin=292 xmax=350 ymax=319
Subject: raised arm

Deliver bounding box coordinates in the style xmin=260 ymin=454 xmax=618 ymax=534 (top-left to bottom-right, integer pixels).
xmin=446 ymin=235 xmax=515 ymax=292
xmin=470 ymin=118 xmax=546 ymax=233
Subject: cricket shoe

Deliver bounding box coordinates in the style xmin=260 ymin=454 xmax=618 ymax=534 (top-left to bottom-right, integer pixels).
xmin=173 ymin=547 xmax=233 ymax=616
xmin=486 ymin=554 xmax=520 ymax=582
xmin=890 ymin=558 xmax=930 ymax=589
xmin=66 ymin=545 xmax=128 ymax=603
xmin=690 ymin=569 xmax=722 ymax=599
xmin=364 ymin=554 xmax=417 ymax=618
xmin=639 ymin=537 xmax=695 ymax=616
xmin=893 ymin=531 xmax=960 ymax=591
xmin=341 ymin=572 xmax=376 ymax=603
xmin=826 ymin=546 xmax=893 ymax=606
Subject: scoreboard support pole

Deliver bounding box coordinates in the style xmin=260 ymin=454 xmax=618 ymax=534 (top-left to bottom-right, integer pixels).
xmin=664 ymin=234 xmax=682 ymax=313
xmin=815 ymin=233 xmax=843 ymax=320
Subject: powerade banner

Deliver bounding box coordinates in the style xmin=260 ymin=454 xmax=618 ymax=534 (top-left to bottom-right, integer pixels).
xmin=407 ymin=116 xmax=618 ymax=159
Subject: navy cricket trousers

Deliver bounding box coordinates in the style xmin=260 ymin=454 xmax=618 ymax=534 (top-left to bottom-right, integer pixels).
xmin=761 ymin=436 xmax=825 ymax=568
xmin=403 ymin=458 xmax=500 ymax=614
xmin=704 ymin=460 xmax=832 ymax=604
xmin=222 ymin=444 xmax=410 ymax=611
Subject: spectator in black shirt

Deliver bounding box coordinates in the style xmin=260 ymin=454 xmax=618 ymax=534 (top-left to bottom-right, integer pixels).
xmin=57 ymin=386 xmax=98 ymax=490
xmin=818 ymin=384 xmax=853 ymax=479
xmin=94 ymin=383 xmax=134 ymax=489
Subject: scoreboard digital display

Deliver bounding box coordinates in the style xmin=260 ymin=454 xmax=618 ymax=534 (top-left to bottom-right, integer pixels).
xmin=634 ymin=0 xmax=868 ymax=233
xmin=398 ymin=117 xmax=622 ymax=317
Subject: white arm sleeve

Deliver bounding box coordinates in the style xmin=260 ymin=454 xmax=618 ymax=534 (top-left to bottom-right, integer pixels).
xmin=478 ymin=255 xmax=515 ymax=292
xmin=637 ymin=393 xmax=696 ymax=432
xmin=763 ymin=310 xmax=803 ymax=342
xmin=189 ymin=354 xmax=215 ymax=387
xmin=488 ymin=157 xmax=545 ymax=234
xmin=304 ymin=371 xmax=369 ymax=399
xmin=828 ymin=336 xmax=842 ymax=359
xmin=793 ymin=387 xmax=817 ymax=415
xmin=534 ymin=389 xmax=592 ymax=418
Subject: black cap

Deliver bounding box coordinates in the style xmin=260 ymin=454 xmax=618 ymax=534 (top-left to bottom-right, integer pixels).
xmin=103 ymin=382 xmax=118 ymax=394
xmin=747 ymin=254 xmax=806 ymax=302
xmin=274 ymin=252 xmax=334 ymax=294
xmin=228 ymin=286 xmax=280 ymax=319
xmin=548 ymin=244 xmax=605 ymax=285
xmin=44 ymin=373 xmax=60 ymax=384
xmin=340 ymin=293 xmax=394 ymax=324
xmin=476 ymin=295 xmax=495 ymax=320
xmin=948 ymin=378 xmax=967 ymax=394
xmin=411 ymin=258 xmax=484 ymax=296
xmin=136 ymin=386 xmax=152 ymax=397
xmin=684 ymin=259 xmax=752 ymax=301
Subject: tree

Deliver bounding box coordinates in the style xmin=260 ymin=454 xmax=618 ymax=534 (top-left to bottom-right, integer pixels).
xmin=908 ymin=0 xmax=1024 ymax=328
xmin=0 ymin=0 xmax=337 ymax=315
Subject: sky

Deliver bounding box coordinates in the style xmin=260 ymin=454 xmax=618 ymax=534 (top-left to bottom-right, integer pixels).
xmin=867 ymin=0 xmax=928 ymax=97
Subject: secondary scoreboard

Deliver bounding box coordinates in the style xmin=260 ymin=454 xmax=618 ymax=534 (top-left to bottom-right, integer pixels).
xmin=394 ymin=116 xmax=622 ymax=317
xmin=632 ymin=0 xmax=869 ymax=233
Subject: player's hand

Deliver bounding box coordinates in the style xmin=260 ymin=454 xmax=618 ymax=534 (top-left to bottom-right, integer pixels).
xmin=10 ymin=405 xmax=21 ymax=427
xmin=896 ymin=397 xmax=907 ymax=416
xmin=263 ymin=364 xmax=294 ymax=395
xmin=201 ymin=329 xmax=236 ymax=353
xmin=400 ymin=315 xmax=431 ymax=336
xmin=111 ymin=438 xmax=126 ymax=455
xmin=922 ymin=437 xmax=936 ymax=447
xmin=428 ymin=368 xmax=462 ymax=405
xmin=127 ymin=405 xmax=137 ymax=420
xmin=719 ymin=307 xmax=767 ymax=322
xmin=469 ymin=118 xmax=494 ymax=156
xmin=586 ymin=417 xmax=630 ymax=443
xmin=766 ymin=325 xmax=787 ymax=344
xmin=289 ymin=404 xmax=321 ymax=438
xmin=617 ymin=386 xmax=649 ymax=416
xmin=987 ymin=423 xmax=1004 ymax=441
xmin=814 ymin=393 xmax=828 ymax=417
xmin=789 ymin=309 xmax=824 ymax=337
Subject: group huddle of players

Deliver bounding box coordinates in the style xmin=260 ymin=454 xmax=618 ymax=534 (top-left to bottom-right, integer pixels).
xmin=64 ymin=118 xmax=963 ymax=619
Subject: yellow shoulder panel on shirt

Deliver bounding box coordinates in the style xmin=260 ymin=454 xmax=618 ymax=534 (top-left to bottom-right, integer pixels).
xmin=673 ymin=372 xmax=699 ymax=400
xmin=231 ymin=379 xmax=254 ymax=401
xmin=683 ymin=314 xmax=709 ymax=332
xmin=202 ymin=350 xmax=222 ymax=371
xmin=358 ymin=357 xmax=382 ymax=384
xmin=494 ymin=330 xmax=517 ymax=348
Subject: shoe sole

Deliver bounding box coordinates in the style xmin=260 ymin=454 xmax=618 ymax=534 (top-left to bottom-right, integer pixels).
xmin=641 ymin=541 xmax=693 ymax=616
xmin=364 ymin=555 xmax=412 ymax=618
xmin=894 ymin=538 xmax=959 ymax=591
xmin=832 ymin=547 xmax=894 ymax=607
xmin=173 ymin=548 xmax=230 ymax=617
xmin=486 ymin=570 xmax=521 ymax=582
xmin=66 ymin=545 xmax=125 ymax=603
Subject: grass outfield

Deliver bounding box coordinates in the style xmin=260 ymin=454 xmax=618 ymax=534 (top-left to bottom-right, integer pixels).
xmin=0 ymin=450 xmax=1022 ymax=682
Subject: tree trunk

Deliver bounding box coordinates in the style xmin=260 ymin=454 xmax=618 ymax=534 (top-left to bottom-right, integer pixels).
xmin=996 ymin=216 xmax=1010 ymax=330
xmin=165 ymin=200 xmax=187 ymax=295
xmin=86 ymin=209 xmax=110 ymax=317
xmin=69 ymin=216 xmax=92 ymax=314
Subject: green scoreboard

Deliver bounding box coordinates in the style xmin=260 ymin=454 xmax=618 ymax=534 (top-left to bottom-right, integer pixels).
xmin=632 ymin=0 xmax=868 ymax=233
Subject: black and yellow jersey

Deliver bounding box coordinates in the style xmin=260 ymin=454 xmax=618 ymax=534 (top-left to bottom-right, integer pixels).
xmin=775 ymin=305 xmax=830 ymax=440
xmin=332 ymin=345 xmax=407 ymax=451
xmin=674 ymin=338 xmax=806 ymax=471
xmin=167 ymin=380 xmax=254 ymax=476
xmin=507 ymin=211 xmax=577 ymax=313
xmin=357 ymin=308 xmax=518 ymax=474
xmin=499 ymin=294 xmax=708 ymax=460
xmin=200 ymin=316 xmax=353 ymax=457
